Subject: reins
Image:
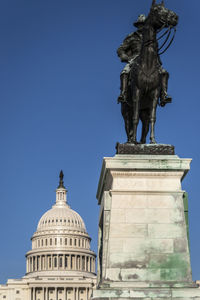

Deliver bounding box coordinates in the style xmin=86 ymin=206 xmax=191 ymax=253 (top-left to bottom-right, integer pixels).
xmin=158 ymin=27 xmax=176 ymax=55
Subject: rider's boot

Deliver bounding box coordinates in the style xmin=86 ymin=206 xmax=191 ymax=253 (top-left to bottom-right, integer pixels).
xmin=118 ymin=73 xmax=128 ymax=103
xmin=160 ymin=71 xmax=172 ymax=107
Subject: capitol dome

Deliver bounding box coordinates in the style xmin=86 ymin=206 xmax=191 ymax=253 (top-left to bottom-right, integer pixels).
xmin=25 ymin=171 xmax=96 ymax=278
xmin=37 ymin=201 xmax=86 ymax=233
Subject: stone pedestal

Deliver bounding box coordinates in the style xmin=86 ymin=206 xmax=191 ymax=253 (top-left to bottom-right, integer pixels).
xmin=93 ymin=154 xmax=200 ymax=299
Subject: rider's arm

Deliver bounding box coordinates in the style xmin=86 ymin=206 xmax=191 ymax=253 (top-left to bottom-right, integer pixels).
xmin=117 ymin=46 xmax=129 ymax=62
xmin=117 ymin=32 xmax=137 ymax=62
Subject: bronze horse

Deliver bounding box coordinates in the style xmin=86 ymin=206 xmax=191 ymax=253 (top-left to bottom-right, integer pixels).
xmin=122 ymin=0 xmax=178 ymax=144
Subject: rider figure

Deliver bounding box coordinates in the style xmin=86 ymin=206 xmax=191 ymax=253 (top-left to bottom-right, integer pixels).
xmin=117 ymin=14 xmax=172 ymax=107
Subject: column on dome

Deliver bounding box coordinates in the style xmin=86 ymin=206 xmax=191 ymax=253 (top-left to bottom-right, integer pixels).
xmin=51 ymin=254 xmax=53 ymax=270
xmin=45 ymin=255 xmax=48 ymax=270
xmin=64 ymin=288 xmax=67 ymax=300
xmin=33 ymin=287 xmax=36 ymax=300
xmin=93 ymin=257 xmax=95 ymax=272
xmin=76 ymin=255 xmax=78 ymax=270
xmin=90 ymin=258 xmax=93 ymax=273
xmin=29 ymin=287 xmax=32 ymax=300
xmin=40 ymin=255 xmax=42 ymax=270
xmin=44 ymin=287 xmax=46 ymax=300
xmin=28 ymin=257 xmax=30 ymax=273
xmin=26 ymin=258 xmax=29 ymax=273
xmin=69 ymin=255 xmax=72 ymax=270
xmin=62 ymin=254 xmax=64 ymax=269
xmin=56 ymin=287 xmax=58 ymax=300
xmin=76 ymin=288 xmax=78 ymax=300
xmin=47 ymin=287 xmax=49 ymax=300
xmin=89 ymin=257 xmax=91 ymax=272
xmin=73 ymin=288 xmax=76 ymax=300
xmin=42 ymin=255 xmax=44 ymax=270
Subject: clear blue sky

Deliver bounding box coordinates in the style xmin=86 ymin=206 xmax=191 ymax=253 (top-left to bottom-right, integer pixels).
xmin=0 ymin=0 xmax=200 ymax=284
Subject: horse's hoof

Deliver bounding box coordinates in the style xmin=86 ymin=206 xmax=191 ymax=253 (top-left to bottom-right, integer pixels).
xmin=150 ymin=140 xmax=157 ymax=144
xmin=140 ymin=140 xmax=146 ymax=144
xmin=130 ymin=139 xmax=138 ymax=145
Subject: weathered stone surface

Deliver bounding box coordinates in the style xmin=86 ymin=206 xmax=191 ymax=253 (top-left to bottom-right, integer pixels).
xmin=93 ymin=154 xmax=195 ymax=300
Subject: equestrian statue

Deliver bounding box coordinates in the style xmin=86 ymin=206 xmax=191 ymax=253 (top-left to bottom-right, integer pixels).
xmin=117 ymin=0 xmax=178 ymax=144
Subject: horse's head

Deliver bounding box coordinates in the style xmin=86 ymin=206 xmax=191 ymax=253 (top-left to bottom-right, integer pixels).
xmin=149 ymin=0 xmax=178 ymax=30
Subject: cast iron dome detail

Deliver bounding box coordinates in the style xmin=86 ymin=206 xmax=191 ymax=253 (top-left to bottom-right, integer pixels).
xmin=25 ymin=172 xmax=96 ymax=278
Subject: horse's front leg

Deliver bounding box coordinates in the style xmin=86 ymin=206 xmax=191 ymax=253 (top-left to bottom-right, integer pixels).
xmin=131 ymin=87 xmax=140 ymax=144
xmin=150 ymin=91 xmax=159 ymax=144
xmin=121 ymin=102 xmax=133 ymax=143
xmin=140 ymin=109 xmax=150 ymax=144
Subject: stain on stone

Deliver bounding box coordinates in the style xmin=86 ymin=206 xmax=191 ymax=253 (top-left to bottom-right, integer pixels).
xmin=127 ymin=273 xmax=139 ymax=279
xmin=115 ymin=289 xmax=123 ymax=296
xmin=118 ymin=270 xmax=122 ymax=281
xmin=149 ymin=253 xmax=190 ymax=281
xmin=112 ymin=260 xmax=147 ymax=269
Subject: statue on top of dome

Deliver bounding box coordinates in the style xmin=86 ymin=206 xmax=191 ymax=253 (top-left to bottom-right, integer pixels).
xmin=58 ymin=170 xmax=65 ymax=189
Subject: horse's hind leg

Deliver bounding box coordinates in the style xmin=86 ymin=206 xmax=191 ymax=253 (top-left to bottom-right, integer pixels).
xmin=131 ymin=88 xmax=140 ymax=144
xmin=140 ymin=109 xmax=150 ymax=144
xmin=150 ymin=94 xmax=159 ymax=144
xmin=121 ymin=102 xmax=133 ymax=143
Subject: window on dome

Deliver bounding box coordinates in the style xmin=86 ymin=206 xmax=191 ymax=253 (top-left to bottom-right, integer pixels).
xmin=65 ymin=238 xmax=67 ymax=245
xmin=65 ymin=255 xmax=68 ymax=267
xmin=54 ymin=257 xmax=57 ymax=268
xmin=42 ymin=240 xmax=43 ymax=246
xmin=74 ymin=239 xmax=77 ymax=246
xmin=38 ymin=240 xmax=40 ymax=247
xmin=52 ymin=219 xmax=54 ymax=223
xmin=82 ymin=257 xmax=85 ymax=270
xmin=60 ymin=238 xmax=62 ymax=245
xmin=56 ymin=219 xmax=58 ymax=223
xmin=60 ymin=219 xmax=62 ymax=222
xmin=70 ymin=239 xmax=72 ymax=246
xmin=68 ymin=219 xmax=70 ymax=223
xmin=55 ymin=238 xmax=57 ymax=245
xmin=50 ymin=238 xmax=52 ymax=245
xmin=78 ymin=239 xmax=80 ymax=247
xmin=75 ymin=220 xmax=77 ymax=224
xmin=45 ymin=239 xmax=47 ymax=246
xmin=45 ymin=220 xmax=47 ymax=224
xmin=59 ymin=257 xmax=62 ymax=268
xmin=49 ymin=257 xmax=51 ymax=268
xmin=48 ymin=220 xmax=50 ymax=223
xmin=64 ymin=219 xmax=66 ymax=223
xmin=16 ymin=290 xmax=20 ymax=294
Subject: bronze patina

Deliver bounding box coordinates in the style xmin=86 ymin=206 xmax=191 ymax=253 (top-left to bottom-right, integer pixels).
xmin=117 ymin=0 xmax=178 ymax=144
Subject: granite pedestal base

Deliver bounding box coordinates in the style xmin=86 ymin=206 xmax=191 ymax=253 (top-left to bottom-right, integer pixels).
xmin=93 ymin=153 xmax=200 ymax=299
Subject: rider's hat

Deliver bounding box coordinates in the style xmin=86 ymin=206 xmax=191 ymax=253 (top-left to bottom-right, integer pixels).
xmin=133 ymin=14 xmax=146 ymax=28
